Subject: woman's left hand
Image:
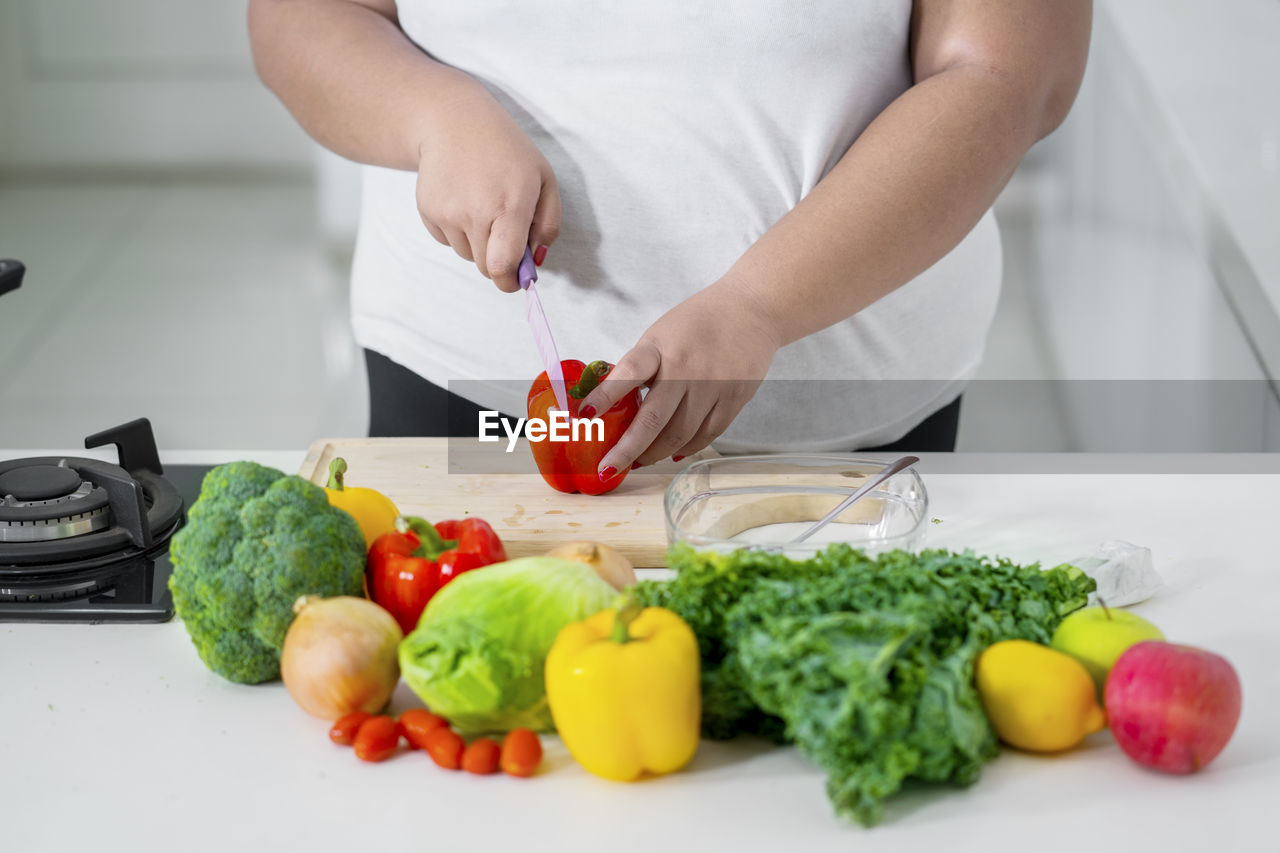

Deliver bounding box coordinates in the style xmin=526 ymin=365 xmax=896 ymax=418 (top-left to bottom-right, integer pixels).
xmin=575 ymin=281 xmax=782 ymax=478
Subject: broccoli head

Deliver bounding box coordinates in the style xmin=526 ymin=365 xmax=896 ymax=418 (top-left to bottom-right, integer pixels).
xmin=168 ymin=461 xmax=367 ymax=684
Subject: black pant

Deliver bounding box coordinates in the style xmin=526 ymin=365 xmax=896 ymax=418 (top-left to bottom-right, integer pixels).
xmin=365 ymin=348 xmax=961 ymax=451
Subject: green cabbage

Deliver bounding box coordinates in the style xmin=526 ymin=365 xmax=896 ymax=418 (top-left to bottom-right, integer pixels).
xmin=398 ymin=556 xmax=616 ymax=734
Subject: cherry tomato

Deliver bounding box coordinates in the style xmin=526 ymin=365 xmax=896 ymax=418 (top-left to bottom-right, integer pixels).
xmin=399 ymin=708 xmax=449 ymax=750
xmin=424 ymin=727 xmax=465 ymax=770
xmin=353 ymin=715 xmax=401 ymax=762
xmin=461 ymin=737 xmax=501 ymax=775
xmin=329 ymin=711 xmax=373 ymax=746
xmin=501 ymin=728 xmax=543 ymax=778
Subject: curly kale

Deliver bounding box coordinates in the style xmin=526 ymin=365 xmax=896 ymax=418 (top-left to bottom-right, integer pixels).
xmin=633 ymin=544 xmax=1094 ymax=826
xmin=168 ymin=461 xmax=366 ymax=684
xmin=633 ymin=544 xmax=870 ymax=738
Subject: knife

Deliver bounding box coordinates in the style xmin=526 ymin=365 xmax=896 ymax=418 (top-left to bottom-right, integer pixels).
xmin=517 ymin=247 xmax=570 ymax=413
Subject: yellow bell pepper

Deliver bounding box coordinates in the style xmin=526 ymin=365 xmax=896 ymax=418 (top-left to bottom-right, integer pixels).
xmin=323 ymin=457 xmax=399 ymax=549
xmin=545 ymin=597 xmax=700 ymax=781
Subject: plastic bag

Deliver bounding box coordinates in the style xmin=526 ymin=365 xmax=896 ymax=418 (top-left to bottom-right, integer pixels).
xmin=1070 ymin=540 xmax=1163 ymax=607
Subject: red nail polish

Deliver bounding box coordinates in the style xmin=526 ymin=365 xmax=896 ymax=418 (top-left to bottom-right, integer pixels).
xmin=533 ymin=245 xmax=548 ymax=266
xmin=673 ymin=455 xmax=686 ymax=462
xmin=578 ymin=404 xmax=596 ymax=419
xmin=632 ymin=461 xmax=645 ymax=469
xmin=598 ymin=466 xmax=618 ymax=482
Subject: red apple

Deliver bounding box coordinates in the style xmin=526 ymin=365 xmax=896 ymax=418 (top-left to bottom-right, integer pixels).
xmin=1105 ymin=641 xmax=1242 ymax=774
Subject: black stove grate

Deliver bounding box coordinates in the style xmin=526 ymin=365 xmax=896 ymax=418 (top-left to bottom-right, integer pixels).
xmin=0 ymin=419 xmax=202 ymax=623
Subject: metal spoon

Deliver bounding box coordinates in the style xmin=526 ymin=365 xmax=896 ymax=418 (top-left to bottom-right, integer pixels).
xmin=788 ymin=455 xmax=920 ymax=545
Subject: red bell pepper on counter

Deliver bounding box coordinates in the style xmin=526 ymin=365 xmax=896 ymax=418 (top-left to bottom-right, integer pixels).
xmin=527 ymin=359 xmax=642 ymax=496
xmin=366 ymin=516 xmax=507 ymax=634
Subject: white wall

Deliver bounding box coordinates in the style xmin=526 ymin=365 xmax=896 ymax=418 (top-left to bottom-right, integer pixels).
xmin=993 ymin=4 xmax=1277 ymax=451
xmin=0 ymin=0 xmax=312 ymax=170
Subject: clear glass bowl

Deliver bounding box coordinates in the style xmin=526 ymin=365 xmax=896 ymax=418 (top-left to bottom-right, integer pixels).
xmin=664 ymin=454 xmax=929 ymax=558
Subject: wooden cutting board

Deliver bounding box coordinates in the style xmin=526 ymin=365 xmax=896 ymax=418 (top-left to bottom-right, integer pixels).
xmin=297 ymin=438 xmax=702 ymax=568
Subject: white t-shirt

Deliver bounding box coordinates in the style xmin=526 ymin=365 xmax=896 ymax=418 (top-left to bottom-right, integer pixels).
xmin=350 ymin=0 xmax=1002 ymax=450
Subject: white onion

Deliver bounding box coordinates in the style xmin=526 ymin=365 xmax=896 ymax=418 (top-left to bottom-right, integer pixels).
xmin=281 ymin=595 xmax=402 ymax=719
xmin=545 ymin=541 xmax=636 ymax=591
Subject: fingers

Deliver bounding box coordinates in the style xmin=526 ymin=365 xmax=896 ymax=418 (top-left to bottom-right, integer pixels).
xmin=528 ymin=172 xmax=562 ymax=260
xmin=417 ymin=168 xmax=551 ymax=291
xmin=467 ymin=224 xmax=492 ymax=279
xmin=442 ymin=210 xmax=533 ymax=293
xmin=421 ymin=220 xmax=449 ymax=247
xmin=413 ymin=110 xmax=561 ymax=287
xmin=598 ymin=378 xmax=757 ymax=474
xmin=597 ymin=383 xmax=685 ymax=474
xmin=577 ymin=343 xmax=660 ymax=420
xmin=443 ymin=228 xmax=474 ymax=262
xmin=670 ymin=398 xmax=738 ymax=459
xmin=675 ymin=380 xmax=760 ymax=458
xmin=634 ymin=390 xmax=712 ymax=467
xmin=486 ymin=208 xmax=534 ymax=293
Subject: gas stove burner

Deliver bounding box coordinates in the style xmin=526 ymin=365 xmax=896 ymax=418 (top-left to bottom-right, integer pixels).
xmin=0 ymin=419 xmax=182 ymax=566
xmin=0 ymin=568 xmax=112 ymax=602
xmin=0 ymin=462 xmax=112 ymax=542
xmin=0 ymin=461 xmax=83 ymax=500
xmin=0 ymin=418 xmax=187 ymax=623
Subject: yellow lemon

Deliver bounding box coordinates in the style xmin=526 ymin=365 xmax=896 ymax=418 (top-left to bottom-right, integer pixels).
xmin=976 ymin=639 xmax=1107 ymax=753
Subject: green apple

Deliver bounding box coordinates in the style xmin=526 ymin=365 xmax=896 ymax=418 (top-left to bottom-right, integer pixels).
xmin=1050 ymin=607 xmax=1165 ymax=695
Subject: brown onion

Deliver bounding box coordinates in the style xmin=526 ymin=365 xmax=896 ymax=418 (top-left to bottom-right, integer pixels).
xmin=281 ymin=595 xmax=402 ymax=719
xmin=545 ymin=541 xmax=636 ymax=590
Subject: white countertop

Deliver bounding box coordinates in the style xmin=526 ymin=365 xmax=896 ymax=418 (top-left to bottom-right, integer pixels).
xmin=2 ymin=449 xmax=1275 ymax=852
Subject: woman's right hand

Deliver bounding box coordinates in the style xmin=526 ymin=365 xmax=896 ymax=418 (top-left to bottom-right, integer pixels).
xmin=414 ymin=93 xmax=561 ymax=291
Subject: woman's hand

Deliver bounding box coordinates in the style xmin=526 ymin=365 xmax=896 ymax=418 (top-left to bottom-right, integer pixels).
xmin=576 ymin=282 xmax=783 ymax=476
xmin=249 ymin=0 xmax=561 ymax=290
xmin=414 ymin=93 xmax=561 ymax=292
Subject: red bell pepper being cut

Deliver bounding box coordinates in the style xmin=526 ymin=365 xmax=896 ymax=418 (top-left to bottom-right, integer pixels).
xmin=527 ymin=359 xmax=642 ymax=496
xmin=366 ymin=516 xmax=507 ymax=634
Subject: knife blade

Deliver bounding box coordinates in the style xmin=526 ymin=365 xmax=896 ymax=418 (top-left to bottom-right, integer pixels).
xmin=518 ymin=247 xmax=570 ymax=414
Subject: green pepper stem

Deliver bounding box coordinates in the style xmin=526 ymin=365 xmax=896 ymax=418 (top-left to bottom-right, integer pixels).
xmin=610 ymin=595 xmax=644 ymax=643
xmin=326 ymin=457 xmax=348 ymax=490
xmin=569 ymin=361 xmax=612 ymax=400
xmin=395 ymin=515 xmax=458 ymax=560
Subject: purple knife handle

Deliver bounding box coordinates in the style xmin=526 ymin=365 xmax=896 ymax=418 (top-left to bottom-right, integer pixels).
xmin=517 ymin=246 xmax=538 ymax=290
